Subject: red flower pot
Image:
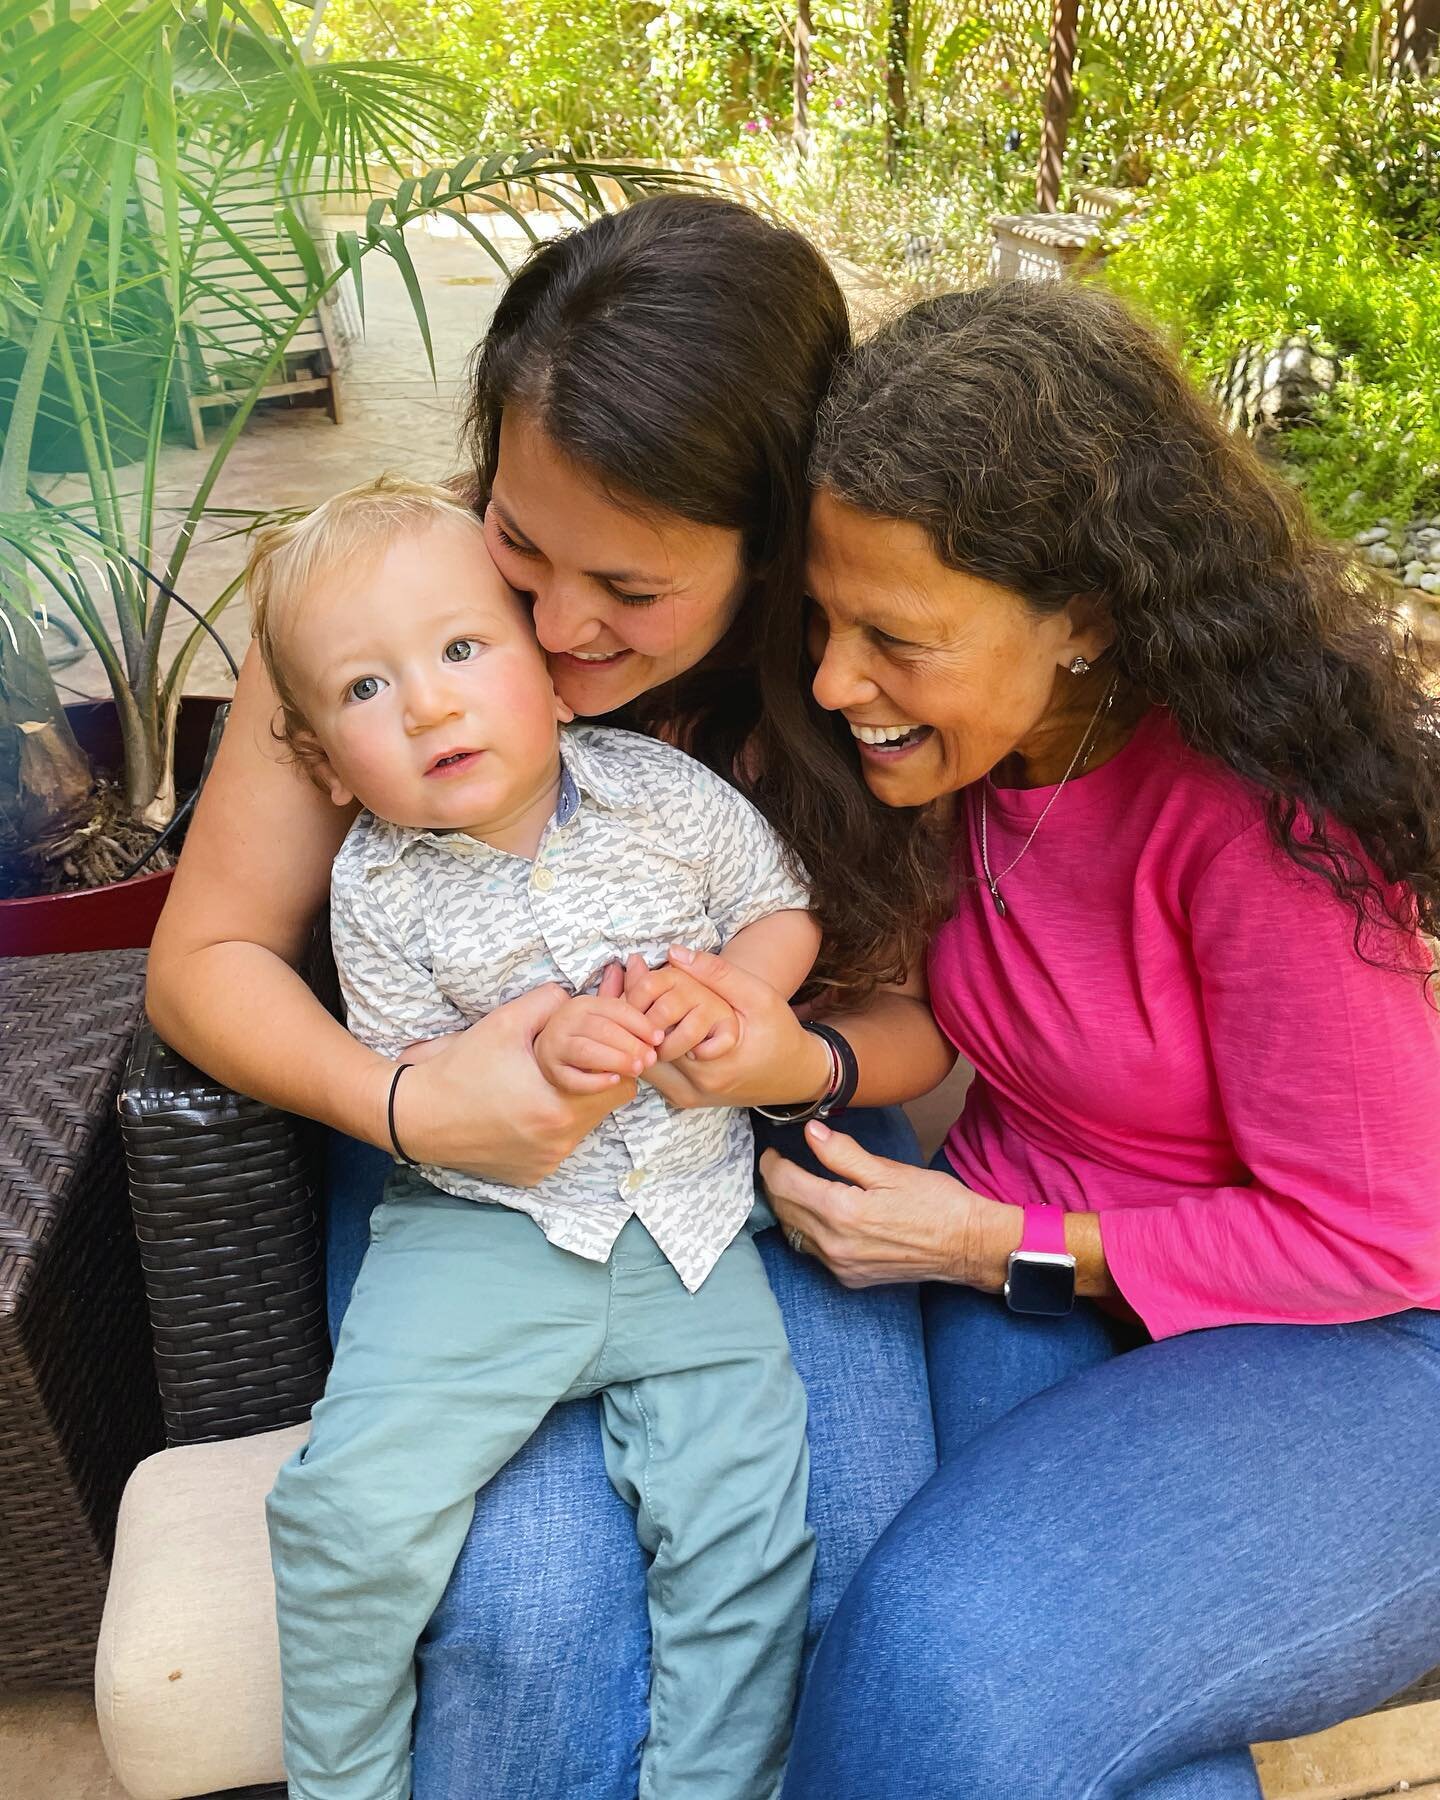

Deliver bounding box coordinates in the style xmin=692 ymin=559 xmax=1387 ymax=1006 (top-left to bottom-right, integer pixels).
xmin=0 ymin=696 xmax=227 ymax=957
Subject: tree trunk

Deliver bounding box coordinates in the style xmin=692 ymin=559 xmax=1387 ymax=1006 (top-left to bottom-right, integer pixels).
xmin=793 ymin=0 xmax=811 ymax=162
xmin=1393 ymin=0 xmax=1440 ymax=75
xmin=1037 ymin=0 xmax=1080 ymax=211
xmin=886 ymin=0 xmax=910 ymax=178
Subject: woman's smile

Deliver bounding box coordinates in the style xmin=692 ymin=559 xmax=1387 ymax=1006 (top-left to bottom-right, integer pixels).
xmin=847 ymin=720 xmax=934 ymax=762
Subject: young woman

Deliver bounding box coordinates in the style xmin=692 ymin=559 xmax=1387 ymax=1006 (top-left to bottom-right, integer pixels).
xmin=147 ymin=195 xmax=944 ymax=1795
xmin=755 ymin=281 xmax=1440 ymax=1797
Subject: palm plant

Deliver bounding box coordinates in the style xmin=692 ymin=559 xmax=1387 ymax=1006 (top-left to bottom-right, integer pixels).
xmin=0 ymin=0 xmax=688 ymax=893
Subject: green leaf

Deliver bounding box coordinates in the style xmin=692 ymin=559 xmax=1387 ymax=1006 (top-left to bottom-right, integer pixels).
xmin=441 ymin=208 xmax=514 ymax=277
xmin=105 ymin=82 xmax=144 ymax=314
xmin=278 ymin=200 xmax=325 ymax=294
xmin=336 ymin=226 xmax=365 ymax=324
xmin=374 ymin=222 xmax=434 ymax=378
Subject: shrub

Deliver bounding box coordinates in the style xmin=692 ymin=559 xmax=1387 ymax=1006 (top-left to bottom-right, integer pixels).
xmin=1103 ymin=100 xmax=1440 ymax=532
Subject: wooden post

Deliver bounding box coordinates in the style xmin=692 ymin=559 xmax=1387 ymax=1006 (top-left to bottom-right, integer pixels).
xmin=1037 ymin=0 xmax=1080 ymax=212
xmin=886 ymin=0 xmax=910 ymax=178
xmin=1393 ymin=0 xmax=1440 ymax=76
xmin=794 ymin=0 xmax=811 ymax=162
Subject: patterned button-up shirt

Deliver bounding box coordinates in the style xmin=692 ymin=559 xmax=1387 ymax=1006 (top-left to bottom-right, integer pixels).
xmin=330 ymin=725 xmax=811 ymax=1291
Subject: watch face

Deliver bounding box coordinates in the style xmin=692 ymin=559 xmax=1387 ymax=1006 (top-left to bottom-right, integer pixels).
xmin=1005 ymin=1253 xmax=1076 ymax=1317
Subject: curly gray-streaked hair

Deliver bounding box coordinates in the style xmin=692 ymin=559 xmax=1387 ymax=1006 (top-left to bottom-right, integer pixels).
xmin=760 ymin=279 xmax=1440 ymax=981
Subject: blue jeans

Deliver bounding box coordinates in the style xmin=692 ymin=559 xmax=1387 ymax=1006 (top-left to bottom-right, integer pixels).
xmin=782 ymin=1235 xmax=1440 ymax=1798
xmin=324 ymin=1108 xmax=936 ymax=1799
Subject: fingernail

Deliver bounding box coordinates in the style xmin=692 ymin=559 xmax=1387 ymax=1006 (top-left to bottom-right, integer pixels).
xmin=807 ymin=1120 xmax=831 ymax=1140
xmin=671 ymin=946 xmax=694 ymax=964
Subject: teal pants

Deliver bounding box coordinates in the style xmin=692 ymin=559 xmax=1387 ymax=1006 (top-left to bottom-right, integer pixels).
xmin=267 ymin=1177 xmax=814 ymax=1800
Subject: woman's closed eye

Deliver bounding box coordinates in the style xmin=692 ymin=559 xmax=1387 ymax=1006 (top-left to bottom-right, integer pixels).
xmin=492 ymin=522 xmax=537 ymax=558
xmin=872 ymin=625 xmax=922 ymax=651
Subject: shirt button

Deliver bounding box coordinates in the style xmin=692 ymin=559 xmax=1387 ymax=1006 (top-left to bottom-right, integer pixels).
xmin=620 ymin=1168 xmax=647 ymax=1197
xmin=532 ymin=866 xmax=555 ymax=893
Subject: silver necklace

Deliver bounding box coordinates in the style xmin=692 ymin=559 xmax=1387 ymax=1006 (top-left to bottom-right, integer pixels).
xmin=979 ymin=678 xmax=1117 ymax=918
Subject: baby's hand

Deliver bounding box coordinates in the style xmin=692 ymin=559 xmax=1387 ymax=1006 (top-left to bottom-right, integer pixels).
xmin=623 ymin=953 xmax=741 ymax=1064
xmin=534 ymin=990 xmax=662 ymax=1096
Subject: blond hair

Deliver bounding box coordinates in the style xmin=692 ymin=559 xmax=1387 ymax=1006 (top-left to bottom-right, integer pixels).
xmin=247 ymin=472 xmax=487 ymax=760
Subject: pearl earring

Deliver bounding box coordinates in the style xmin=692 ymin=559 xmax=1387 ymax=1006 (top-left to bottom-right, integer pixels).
xmin=1068 ymin=656 xmax=1091 ymax=675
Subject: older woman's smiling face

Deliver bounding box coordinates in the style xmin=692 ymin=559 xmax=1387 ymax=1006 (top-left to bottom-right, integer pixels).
xmin=805 ymin=491 xmax=1110 ymax=807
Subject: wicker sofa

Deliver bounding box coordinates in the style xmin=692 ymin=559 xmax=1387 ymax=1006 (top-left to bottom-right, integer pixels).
xmin=110 ymin=1014 xmax=1440 ymax=1800
xmin=111 ymin=1017 xmax=330 ymax=1800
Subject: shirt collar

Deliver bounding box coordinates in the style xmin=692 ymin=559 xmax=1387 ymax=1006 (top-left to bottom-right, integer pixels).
xmin=356 ymin=726 xmax=619 ymax=875
xmin=554 ymin=724 xmax=630 ymax=811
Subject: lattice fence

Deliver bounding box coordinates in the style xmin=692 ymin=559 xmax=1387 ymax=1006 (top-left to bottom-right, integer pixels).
xmin=1066 ymin=0 xmax=1381 ymax=189
xmin=877 ymin=0 xmax=1386 ymax=195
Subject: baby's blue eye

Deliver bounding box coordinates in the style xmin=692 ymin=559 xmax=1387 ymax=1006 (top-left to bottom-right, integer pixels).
xmin=444 ymin=638 xmax=481 ymax=662
xmin=347 ymin=675 xmax=386 ymax=703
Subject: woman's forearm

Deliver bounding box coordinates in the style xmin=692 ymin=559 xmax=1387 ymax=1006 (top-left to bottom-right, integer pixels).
xmin=824 ymin=992 xmax=958 ymax=1108
xmin=147 ymin=940 xmax=394 ymax=1147
xmin=959 ymin=1199 xmax=1120 ymax=1304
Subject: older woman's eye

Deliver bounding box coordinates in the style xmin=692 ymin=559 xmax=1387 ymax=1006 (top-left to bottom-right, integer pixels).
xmin=444 ymin=638 xmax=483 ymax=662
xmin=346 ymin=675 xmax=386 ymax=703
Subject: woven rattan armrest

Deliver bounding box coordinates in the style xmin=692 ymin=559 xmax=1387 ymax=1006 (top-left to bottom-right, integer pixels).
xmin=119 ymin=1020 xmax=331 ymax=1446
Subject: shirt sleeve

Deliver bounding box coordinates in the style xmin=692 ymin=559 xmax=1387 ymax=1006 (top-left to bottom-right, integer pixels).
xmin=686 ymin=759 xmax=812 ymax=943
xmin=329 ymin=853 xmax=469 ymax=1060
xmin=1100 ymin=823 xmax=1440 ymax=1339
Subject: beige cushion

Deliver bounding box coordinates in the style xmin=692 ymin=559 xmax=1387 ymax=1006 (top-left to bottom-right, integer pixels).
xmin=95 ymin=1424 xmax=307 ymax=1800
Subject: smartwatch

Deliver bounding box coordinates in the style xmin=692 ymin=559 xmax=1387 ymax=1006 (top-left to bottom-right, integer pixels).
xmin=1004 ymin=1203 xmax=1076 ymax=1317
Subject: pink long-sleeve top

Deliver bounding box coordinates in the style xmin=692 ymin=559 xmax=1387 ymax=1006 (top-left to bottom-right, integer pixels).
xmin=927 ymin=707 xmax=1440 ymax=1340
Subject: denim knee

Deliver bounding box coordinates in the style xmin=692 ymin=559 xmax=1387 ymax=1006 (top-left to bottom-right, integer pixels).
xmin=791 ymin=1491 xmax=1114 ymax=1799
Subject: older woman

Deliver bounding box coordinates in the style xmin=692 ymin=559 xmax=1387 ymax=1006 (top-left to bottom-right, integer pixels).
xmin=749 ymin=283 xmax=1440 ymax=1796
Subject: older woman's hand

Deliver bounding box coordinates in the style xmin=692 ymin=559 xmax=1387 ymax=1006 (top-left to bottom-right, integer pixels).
xmin=761 ymin=1120 xmax=1021 ymax=1290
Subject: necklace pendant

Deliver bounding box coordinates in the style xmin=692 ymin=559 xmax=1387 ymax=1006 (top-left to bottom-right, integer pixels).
xmin=989 ymin=883 xmax=1007 ymax=919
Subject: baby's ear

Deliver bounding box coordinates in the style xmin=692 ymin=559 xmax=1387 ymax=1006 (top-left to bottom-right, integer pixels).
xmin=553 ymin=687 xmax=575 ymax=726
xmin=294 ymin=731 xmax=354 ymax=807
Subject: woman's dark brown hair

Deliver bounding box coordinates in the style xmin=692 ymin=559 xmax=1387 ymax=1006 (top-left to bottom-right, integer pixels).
xmin=767 ymin=279 xmax=1440 ymax=988
xmin=462 ymin=196 xmax=857 ymax=947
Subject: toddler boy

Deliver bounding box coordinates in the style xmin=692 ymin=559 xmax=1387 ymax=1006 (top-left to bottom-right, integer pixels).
xmin=249 ymin=475 xmax=819 ymax=1800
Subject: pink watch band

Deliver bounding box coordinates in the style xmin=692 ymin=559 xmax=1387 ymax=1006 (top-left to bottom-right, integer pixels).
xmin=1019 ymin=1203 xmax=1068 ymax=1256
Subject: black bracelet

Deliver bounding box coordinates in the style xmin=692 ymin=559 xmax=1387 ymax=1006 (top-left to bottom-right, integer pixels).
xmin=805 ymin=1022 xmax=859 ymax=1116
xmin=387 ymin=1062 xmax=417 ymax=1165
xmin=752 ymin=1022 xmax=857 ymax=1125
